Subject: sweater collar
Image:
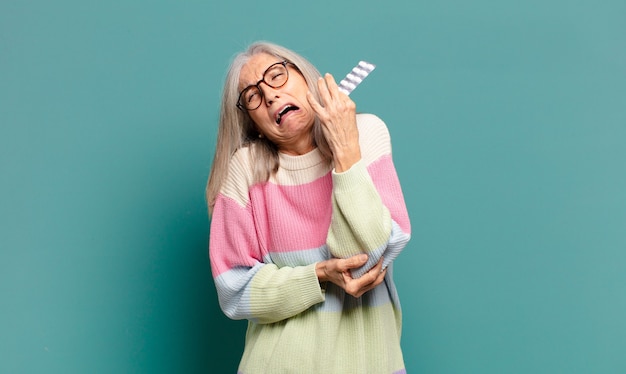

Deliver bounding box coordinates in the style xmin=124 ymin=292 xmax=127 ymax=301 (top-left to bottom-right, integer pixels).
xmin=278 ymin=147 xmax=325 ymax=171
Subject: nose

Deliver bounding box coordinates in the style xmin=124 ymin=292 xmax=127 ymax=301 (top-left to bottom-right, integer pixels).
xmin=259 ymin=83 xmax=280 ymax=106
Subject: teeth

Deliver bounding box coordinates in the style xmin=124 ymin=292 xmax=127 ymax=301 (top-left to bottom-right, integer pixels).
xmin=276 ymin=105 xmax=296 ymax=124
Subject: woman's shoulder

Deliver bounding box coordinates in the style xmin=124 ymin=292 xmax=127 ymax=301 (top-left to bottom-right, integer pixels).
xmin=219 ymin=146 xmax=255 ymax=205
xmin=356 ymin=112 xmax=386 ymax=127
xmin=356 ymin=113 xmax=392 ymax=165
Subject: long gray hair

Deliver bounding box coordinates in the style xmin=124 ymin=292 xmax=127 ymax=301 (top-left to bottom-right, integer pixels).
xmin=206 ymin=41 xmax=332 ymax=213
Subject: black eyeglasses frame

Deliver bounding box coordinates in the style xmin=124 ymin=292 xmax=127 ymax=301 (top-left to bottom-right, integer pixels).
xmin=236 ymin=60 xmax=298 ymax=111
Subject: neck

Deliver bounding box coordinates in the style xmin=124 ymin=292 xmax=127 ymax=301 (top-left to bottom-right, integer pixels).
xmin=278 ymin=136 xmax=316 ymax=156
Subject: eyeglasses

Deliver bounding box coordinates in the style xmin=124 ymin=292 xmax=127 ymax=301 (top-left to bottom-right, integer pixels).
xmin=237 ymin=60 xmax=294 ymax=111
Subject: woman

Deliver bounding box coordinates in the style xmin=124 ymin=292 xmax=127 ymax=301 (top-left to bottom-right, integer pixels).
xmin=206 ymin=41 xmax=411 ymax=373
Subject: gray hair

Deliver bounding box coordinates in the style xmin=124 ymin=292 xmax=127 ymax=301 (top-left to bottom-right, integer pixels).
xmin=206 ymin=41 xmax=332 ymax=213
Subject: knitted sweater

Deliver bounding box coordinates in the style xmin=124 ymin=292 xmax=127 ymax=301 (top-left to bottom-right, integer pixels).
xmin=209 ymin=113 xmax=411 ymax=374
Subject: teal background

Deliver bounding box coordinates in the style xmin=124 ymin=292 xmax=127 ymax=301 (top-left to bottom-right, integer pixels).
xmin=1 ymin=0 xmax=625 ymax=373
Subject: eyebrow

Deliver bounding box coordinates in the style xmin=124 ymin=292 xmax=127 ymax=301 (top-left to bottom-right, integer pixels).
xmin=240 ymin=60 xmax=283 ymax=89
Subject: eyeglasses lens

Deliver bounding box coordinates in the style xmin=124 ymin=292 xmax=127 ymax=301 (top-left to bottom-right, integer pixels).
xmin=240 ymin=63 xmax=289 ymax=110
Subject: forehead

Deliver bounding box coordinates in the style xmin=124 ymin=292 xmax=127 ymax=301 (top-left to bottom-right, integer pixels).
xmin=239 ymin=53 xmax=282 ymax=88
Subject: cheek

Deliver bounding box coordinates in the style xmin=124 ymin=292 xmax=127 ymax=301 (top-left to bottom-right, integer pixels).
xmin=249 ymin=111 xmax=275 ymax=131
xmin=288 ymin=75 xmax=310 ymax=96
xmin=249 ymin=107 xmax=271 ymax=122
xmin=299 ymin=81 xmax=311 ymax=97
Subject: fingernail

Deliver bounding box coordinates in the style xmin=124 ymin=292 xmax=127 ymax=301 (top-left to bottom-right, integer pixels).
xmin=359 ymin=254 xmax=368 ymax=261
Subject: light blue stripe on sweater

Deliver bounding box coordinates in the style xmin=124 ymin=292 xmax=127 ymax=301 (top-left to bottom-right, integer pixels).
xmin=214 ymin=263 xmax=263 ymax=321
xmin=351 ymin=220 xmax=411 ymax=278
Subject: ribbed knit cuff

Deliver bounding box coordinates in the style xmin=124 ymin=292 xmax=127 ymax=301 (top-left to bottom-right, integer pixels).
xmin=250 ymin=263 xmax=325 ymax=324
xmin=331 ymin=160 xmax=371 ymax=193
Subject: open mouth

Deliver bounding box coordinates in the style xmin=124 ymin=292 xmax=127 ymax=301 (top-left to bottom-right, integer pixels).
xmin=276 ymin=104 xmax=299 ymax=125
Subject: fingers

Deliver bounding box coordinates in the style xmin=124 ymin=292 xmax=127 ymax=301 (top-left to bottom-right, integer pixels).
xmin=306 ymin=90 xmax=324 ymax=116
xmin=317 ymin=74 xmax=331 ymax=104
xmin=309 ymin=73 xmax=350 ymax=104
xmin=315 ymin=73 xmax=338 ymax=102
xmin=307 ymin=72 xmax=357 ymax=135
xmin=323 ymin=73 xmax=341 ymax=100
xmin=321 ymin=255 xmax=388 ymax=298
xmin=343 ymin=254 xmax=368 ymax=270
xmin=342 ymin=257 xmax=387 ymax=298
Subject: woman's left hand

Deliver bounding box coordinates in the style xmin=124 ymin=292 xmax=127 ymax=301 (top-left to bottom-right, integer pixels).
xmin=315 ymin=255 xmax=387 ymax=298
xmin=307 ymin=73 xmax=361 ymax=172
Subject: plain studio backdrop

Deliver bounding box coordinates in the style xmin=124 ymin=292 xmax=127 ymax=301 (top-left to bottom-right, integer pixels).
xmin=1 ymin=0 xmax=625 ymax=372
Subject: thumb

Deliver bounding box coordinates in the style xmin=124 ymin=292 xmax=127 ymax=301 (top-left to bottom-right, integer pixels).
xmin=346 ymin=254 xmax=368 ymax=269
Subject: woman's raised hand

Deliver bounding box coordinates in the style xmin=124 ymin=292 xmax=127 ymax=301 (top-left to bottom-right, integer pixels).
xmin=307 ymin=73 xmax=361 ymax=172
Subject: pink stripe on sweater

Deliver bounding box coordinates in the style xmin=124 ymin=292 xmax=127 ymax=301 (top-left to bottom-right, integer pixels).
xmin=209 ymin=196 xmax=262 ymax=276
xmin=368 ymin=155 xmax=411 ymax=234
xmin=210 ymin=156 xmax=410 ymax=276
xmin=250 ymin=174 xmax=333 ymax=253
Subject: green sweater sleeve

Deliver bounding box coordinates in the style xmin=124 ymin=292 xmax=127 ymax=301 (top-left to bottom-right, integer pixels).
xmin=247 ymin=263 xmax=326 ymax=324
xmin=326 ymin=160 xmax=392 ymax=277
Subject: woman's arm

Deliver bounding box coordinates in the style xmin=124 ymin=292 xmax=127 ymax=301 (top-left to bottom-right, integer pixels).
xmin=211 ymin=195 xmax=388 ymax=322
xmin=326 ymin=114 xmax=412 ymax=278
xmin=210 ymin=193 xmax=324 ymax=324
xmin=307 ymin=75 xmax=411 ymax=278
xmin=209 ymin=149 xmax=392 ymax=324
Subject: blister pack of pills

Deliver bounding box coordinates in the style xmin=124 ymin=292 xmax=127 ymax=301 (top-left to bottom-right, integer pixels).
xmin=337 ymin=61 xmax=376 ymax=95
